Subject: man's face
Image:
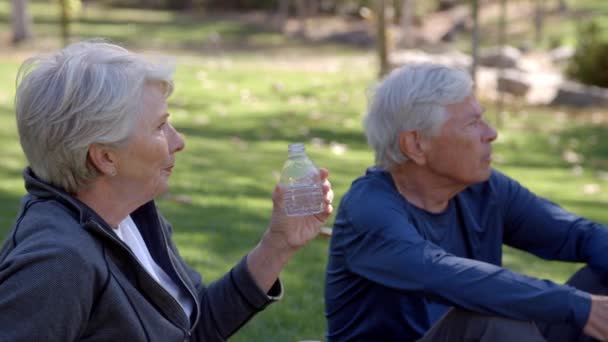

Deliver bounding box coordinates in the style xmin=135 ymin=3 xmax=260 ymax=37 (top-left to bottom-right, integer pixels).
xmin=423 ymin=95 xmax=497 ymax=187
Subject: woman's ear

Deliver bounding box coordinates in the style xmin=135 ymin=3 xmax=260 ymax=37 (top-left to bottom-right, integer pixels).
xmin=398 ymin=130 xmax=429 ymax=165
xmin=88 ymin=144 xmax=118 ymax=177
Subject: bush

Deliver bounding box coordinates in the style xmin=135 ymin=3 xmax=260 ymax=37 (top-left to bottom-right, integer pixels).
xmin=566 ymin=21 xmax=608 ymax=88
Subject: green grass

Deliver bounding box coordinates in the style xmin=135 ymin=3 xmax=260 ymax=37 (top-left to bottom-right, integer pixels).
xmin=2 ymin=1 xmax=608 ymax=341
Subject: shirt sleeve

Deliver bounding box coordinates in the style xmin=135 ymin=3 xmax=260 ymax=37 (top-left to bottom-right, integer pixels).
xmin=197 ymin=257 xmax=282 ymax=340
xmin=339 ymin=181 xmax=591 ymax=328
xmin=498 ymin=170 xmax=608 ymax=272
xmin=160 ymin=217 xmax=282 ymax=342
xmin=0 ymin=228 xmax=97 ymax=341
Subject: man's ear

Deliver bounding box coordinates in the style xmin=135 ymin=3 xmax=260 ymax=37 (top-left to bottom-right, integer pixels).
xmin=88 ymin=143 xmax=118 ymax=176
xmin=398 ymin=130 xmax=428 ymax=165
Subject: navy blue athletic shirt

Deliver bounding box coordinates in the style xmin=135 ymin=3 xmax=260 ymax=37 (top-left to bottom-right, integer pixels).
xmin=325 ymin=167 xmax=608 ymax=341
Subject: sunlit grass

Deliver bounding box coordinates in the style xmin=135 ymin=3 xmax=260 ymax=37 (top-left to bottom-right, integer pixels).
xmin=1 ymin=1 xmax=608 ymax=340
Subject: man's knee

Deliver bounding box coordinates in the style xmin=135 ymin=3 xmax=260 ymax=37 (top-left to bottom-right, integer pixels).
xmin=425 ymin=308 xmax=545 ymax=342
xmin=480 ymin=314 xmax=545 ymax=341
xmin=567 ymin=266 xmax=608 ymax=295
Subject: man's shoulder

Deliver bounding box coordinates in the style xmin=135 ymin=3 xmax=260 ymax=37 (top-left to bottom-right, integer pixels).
xmin=335 ymin=167 xmax=411 ymax=236
xmin=342 ymin=167 xmax=401 ymax=207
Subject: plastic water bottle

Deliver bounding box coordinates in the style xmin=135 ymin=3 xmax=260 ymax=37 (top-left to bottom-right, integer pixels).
xmin=280 ymin=143 xmax=324 ymax=216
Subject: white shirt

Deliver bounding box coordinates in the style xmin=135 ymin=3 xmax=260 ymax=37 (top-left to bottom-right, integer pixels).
xmin=115 ymin=216 xmax=193 ymax=318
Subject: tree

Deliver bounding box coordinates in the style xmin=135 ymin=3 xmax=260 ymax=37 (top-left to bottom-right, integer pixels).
xmin=438 ymin=0 xmax=457 ymax=11
xmin=377 ymin=0 xmax=389 ymax=77
xmin=534 ymin=0 xmax=544 ymax=45
xmin=275 ymin=0 xmax=290 ymax=32
xmin=295 ymin=0 xmax=318 ymax=38
xmin=470 ymin=0 xmax=480 ymax=95
xmin=58 ymin=0 xmax=81 ymax=47
xmin=496 ymin=0 xmax=507 ymax=127
xmin=399 ymin=0 xmax=414 ymax=48
xmin=11 ymin=0 xmax=33 ymax=44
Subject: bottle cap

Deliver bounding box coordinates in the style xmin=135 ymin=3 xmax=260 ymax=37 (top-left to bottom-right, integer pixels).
xmin=288 ymin=143 xmax=305 ymax=155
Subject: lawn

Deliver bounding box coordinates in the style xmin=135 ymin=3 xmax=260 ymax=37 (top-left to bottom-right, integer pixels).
xmin=1 ymin=1 xmax=608 ymax=341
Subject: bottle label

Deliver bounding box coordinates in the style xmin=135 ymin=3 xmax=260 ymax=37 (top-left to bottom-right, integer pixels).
xmin=284 ymin=181 xmax=324 ymax=216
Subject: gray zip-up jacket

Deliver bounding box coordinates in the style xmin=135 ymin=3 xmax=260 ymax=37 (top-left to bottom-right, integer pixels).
xmin=0 ymin=168 xmax=281 ymax=341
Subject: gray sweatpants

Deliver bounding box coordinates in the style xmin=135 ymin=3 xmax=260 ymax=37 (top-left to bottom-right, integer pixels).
xmin=417 ymin=266 xmax=606 ymax=342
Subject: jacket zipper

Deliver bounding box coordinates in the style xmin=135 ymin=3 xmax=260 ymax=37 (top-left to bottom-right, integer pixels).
xmin=89 ymin=221 xmax=196 ymax=334
xmin=156 ymin=219 xmax=201 ymax=337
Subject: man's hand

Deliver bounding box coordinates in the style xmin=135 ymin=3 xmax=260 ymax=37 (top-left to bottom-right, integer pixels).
xmin=584 ymin=295 xmax=608 ymax=341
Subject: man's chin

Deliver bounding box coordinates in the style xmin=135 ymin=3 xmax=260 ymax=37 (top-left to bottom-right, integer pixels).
xmin=469 ymin=168 xmax=492 ymax=185
xmin=479 ymin=167 xmax=493 ymax=182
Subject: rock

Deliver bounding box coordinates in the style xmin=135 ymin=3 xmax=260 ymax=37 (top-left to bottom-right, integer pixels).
xmin=549 ymin=46 xmax=575 ymax=64
xmin=419 ymin=5 xmax=469 ymax=44
xmin=438 ymin=0 xmax=459 ymax=11
xmin=441 ymin=17 xmax=467 ymax=42
xmin=479 ymin=46 xmax=521 ymax=69
xmin=551 ymin=81 xmax=608 ymax=107
xmin=497 ymin=69 xmax=530 ymax=96
xmin=325 ymin=29 xmax=374 ymax=47
xmin=524 ymin=71 xmax=562 ymax=105
xmin=390 ymin=49 xmax=471 ymax=70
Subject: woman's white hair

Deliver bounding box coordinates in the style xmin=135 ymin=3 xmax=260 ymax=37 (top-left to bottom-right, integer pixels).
xmin=15 ymin=39 xmax=175 ymax=193
xmin=364 ymin=63 xmax=473 ymax=170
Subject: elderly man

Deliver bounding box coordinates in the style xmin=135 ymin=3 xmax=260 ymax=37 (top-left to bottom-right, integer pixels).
xmin=324 ymin=63 xmax=608 ymax=341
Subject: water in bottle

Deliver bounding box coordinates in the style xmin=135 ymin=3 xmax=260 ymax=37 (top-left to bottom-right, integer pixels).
xmin=280 ymin=143 xmax=325 ymax=216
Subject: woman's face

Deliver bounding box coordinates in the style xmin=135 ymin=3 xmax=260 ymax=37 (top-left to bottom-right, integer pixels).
xmin=112 ymin=83 xmax=185 ymax=202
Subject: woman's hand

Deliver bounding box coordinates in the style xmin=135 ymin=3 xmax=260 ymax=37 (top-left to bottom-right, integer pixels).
xmin=266 ymin=168 xmax=334 ymax=252
xmin=246 ymin=168 xmax=333 ymax=293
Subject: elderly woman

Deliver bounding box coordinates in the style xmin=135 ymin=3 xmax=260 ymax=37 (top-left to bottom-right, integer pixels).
xmin=0 ymin=40 xmax=333 ymax=341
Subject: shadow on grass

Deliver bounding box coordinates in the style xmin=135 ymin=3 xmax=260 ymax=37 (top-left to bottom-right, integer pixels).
xmin=492 ymin=120 xmax=608 ymax=171
xmin=557 ymin=124 xmax=608 ymax=167
xmin=175 ymin=115 xmax=368 ymax=150
xmin=0 ymin=2 xmax=371 ymax=56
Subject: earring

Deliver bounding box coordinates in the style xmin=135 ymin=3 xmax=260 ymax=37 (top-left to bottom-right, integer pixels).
xmin=109 ymin=169 xmax=117 ymax=177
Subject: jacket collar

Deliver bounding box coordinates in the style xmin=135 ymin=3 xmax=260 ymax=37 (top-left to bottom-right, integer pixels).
xmin=23 ymin=167 xmax=97 ymax=224
xmin=22 ymin=167 xmax=155 ymax=235
xmin=23 ymin=167 xmax=199 ymax=330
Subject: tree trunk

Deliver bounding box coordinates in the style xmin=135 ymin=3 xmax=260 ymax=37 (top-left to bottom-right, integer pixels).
xmin=399 ymin=0 xmax=414 ymax=48
xmin=470 ymin=0 xmax=480 ymax=95
xmin=295 ymin=0 xmax=307 ymax=37
xmin=59 ymin=0 xmax=70 ymax=47
xmin=393 ymin=0 xmax=402 ymax=25
xmin=377 ymin=0 xmax=390 ymax=77
xmin=496 ymin=0 xmax=507 ymax=128
xmin=437 ymin=0 xmax=457 ymax=11
xmin=11 ymin=0 xmax=33 ymax=44
xmin=275 ymin=0 xmax=290 ymax=32
xmin=534 ymin=0 xmax=544 ymax=45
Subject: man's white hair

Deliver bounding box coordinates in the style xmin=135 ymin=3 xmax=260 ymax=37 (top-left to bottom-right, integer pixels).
xmin=364 ymin=63 xmax=473 ymax=170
